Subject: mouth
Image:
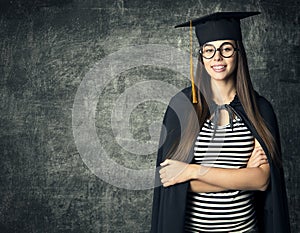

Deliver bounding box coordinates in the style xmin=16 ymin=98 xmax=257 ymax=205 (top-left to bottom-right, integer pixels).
xmin=211 ymin=65 xmax=226 ymax=72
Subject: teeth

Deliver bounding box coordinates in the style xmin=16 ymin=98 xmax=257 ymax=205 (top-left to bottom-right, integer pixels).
xmin=213 ymin=66 xmax=225 ymax=69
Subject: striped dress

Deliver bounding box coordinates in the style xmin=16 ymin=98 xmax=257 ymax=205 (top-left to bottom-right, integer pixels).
xmin=185 ymin=118 xmax=257 ymax=233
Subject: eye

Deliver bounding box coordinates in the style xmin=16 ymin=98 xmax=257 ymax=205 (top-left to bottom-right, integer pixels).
xmin=222 ymin=46 xmax=233 ymax=52
xmin=205 ymin=49 xmax=214 ymax=53
xmin=203 ymin=45 xmax=215 ymax=53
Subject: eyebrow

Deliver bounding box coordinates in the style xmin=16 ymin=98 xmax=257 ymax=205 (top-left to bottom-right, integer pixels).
xmin=203 ymin=41 xmax=235 ymax=47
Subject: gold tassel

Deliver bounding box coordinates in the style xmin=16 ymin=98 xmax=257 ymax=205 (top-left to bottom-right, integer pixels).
xmin=190 ymin=20 xmax=197 ymax=104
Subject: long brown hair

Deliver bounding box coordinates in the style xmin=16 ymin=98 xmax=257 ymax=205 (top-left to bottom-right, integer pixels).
xmin=168 ymin=40 xmax=281 ymax=167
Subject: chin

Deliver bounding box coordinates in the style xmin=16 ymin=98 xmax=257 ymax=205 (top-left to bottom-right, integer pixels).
xmin=211 ymin=74 xmax=231 ymax=81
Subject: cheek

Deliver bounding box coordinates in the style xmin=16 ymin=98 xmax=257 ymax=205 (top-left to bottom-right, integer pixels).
xmin=203 ymin=60 xmax=211 ymax=72
xmin=229 ymin=57 xmax=237 ymax=69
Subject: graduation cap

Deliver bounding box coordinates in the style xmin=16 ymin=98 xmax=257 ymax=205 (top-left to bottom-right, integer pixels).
xmin=175 ymin=12 xmax=260 ymax=46
xmin=175 ymin=12 xmax=260 ymax=103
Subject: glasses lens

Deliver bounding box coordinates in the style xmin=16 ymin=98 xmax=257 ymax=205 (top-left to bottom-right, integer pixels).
xmin=202 ymin=45 xmax=215 ymax=59
xmin=220 ymin=43 xmax=235 ymax=58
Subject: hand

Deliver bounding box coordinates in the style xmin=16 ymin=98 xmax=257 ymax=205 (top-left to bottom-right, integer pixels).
xmin=159 ymin=159 xmax=193 ymax=187
xmin=247 ymin=146 xmax=268 ymax=168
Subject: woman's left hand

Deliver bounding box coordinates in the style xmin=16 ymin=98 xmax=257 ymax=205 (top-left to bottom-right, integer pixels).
xmin=159 ymin=159 xmax=193 ymax=187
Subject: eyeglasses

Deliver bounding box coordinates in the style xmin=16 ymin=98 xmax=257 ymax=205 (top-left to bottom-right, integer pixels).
xmin=199 ymin=42 xmax=239 ymax=59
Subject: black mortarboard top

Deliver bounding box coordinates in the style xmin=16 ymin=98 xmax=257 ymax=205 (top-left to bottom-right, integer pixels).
xmin=175 ymin=11 xmax=260 ymax=46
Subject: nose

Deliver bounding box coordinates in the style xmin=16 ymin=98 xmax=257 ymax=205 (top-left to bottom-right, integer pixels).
xmin=213 ymin=49 xmax=222 ymax=61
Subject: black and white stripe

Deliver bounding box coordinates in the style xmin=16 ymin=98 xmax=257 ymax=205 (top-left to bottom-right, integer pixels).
xmin=185 ymin=118 xmax=256 ymax=233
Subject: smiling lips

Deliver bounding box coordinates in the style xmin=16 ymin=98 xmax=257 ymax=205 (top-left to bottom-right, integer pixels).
xmin=212 ymin=65 xmax=226 ymax=72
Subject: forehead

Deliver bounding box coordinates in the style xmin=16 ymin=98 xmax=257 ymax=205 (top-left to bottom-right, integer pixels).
xmin=204 ymin=40 xmax=235 ymax=47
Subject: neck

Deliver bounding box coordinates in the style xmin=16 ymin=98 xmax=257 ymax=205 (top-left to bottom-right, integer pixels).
xmin=210 ymin=78 xmax=236 ymax=105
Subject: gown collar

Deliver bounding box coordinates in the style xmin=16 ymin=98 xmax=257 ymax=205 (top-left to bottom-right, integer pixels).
xmin=208 ymin=94 xmax=242 ymax=135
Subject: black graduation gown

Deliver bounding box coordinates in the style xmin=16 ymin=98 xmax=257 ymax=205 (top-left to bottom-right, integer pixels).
xmin=151 ymin=87 xmax=290 ymax=233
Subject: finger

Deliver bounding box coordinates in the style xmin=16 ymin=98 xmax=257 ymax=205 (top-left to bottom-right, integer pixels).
xmin=257 ymin=149 xmax=265 ymax=155
xmin=248 ymin=154 xmax=260 ymax=164
xmin=256 ymin=160 xmax=268 ymax=167
xmin=163 ymin=180 xmax=175 ymax=187
xmin=160 ymin=173 xmax=166 ymax=179
xmin=253 ymin=156 xmax=268 ymax=165
xmin=250 ymin=149 xmax=266 ymax=160
xmin=249 ymin=149 xmax=260 ymax=160
xmin=256 ymin=148 xmax=266 ymax=155
xmin=162 ymin=182 xmax=169 ymax=187
xmin=161 ymin=178 xmax=168 ymax=184
xmin=159 ymin=168 xmax=165 ymax=174
xmin=255 ymin=154 xmax=268 ymax=163
xmin=254 ymin=147 xmax=265 ymax=155
xmin=248 ymin=155 xmax=267 ymax=167
xmin=160 ymin=159 xmax=170 ymax=167
xmin=255 ymin=158 xmax=269 ymax=167
xmin=261 ymin=157 xmax=269 ymax=164
xmin=254 ymin=154 xmax=267 ymax=161
xmin=161 ymin=176 xmax=174 ymax=184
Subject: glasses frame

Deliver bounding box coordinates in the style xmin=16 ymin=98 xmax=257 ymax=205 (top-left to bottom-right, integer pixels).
xmin=199 ymin=42 xmax=239 ymax=59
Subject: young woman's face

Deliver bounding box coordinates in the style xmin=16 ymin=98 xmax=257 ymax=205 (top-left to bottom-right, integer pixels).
xmin=201 ymin=40 xmax=238 ymax=82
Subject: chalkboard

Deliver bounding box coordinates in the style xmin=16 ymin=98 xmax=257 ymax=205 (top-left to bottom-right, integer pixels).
xmin=0 ymin=0 xmax=299 ymax=232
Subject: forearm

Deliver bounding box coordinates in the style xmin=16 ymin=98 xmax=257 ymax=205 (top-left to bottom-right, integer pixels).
xmin=189 ymin=164 xmax=270 ymax=191
xmin=189 ymin=179 xmax=226 ymax=193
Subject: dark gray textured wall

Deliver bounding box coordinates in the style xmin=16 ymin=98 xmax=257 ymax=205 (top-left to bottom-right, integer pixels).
xmin=0 ymin=0 xmax=299 ymax=232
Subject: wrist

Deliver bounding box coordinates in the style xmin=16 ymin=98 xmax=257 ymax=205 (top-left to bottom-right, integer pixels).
xmin=189 ymin=164 xmax=201 ymax=180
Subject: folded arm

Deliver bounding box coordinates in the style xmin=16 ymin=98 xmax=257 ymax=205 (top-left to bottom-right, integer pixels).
xmin=189 ymin=163 xmax=270 ymax=192
xmin=160 ymin=140 xmax=270 ymax=192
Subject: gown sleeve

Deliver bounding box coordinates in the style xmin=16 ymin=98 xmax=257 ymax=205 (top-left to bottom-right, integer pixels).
xmin=150 ymin=88 xmax=192 ymax=233
xmin=254 ymin=96 xmax=291 ymax=233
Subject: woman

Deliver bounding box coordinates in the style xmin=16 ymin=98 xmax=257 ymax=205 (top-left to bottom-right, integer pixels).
xmin=151 ymin=12 xmax=290 ymax=233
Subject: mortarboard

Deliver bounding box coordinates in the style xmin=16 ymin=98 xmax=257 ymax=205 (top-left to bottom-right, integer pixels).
xmin=175 ymin=12 xmax=260 ymax=103
xmin=175 ymin=11 xmax=261 ymax=46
